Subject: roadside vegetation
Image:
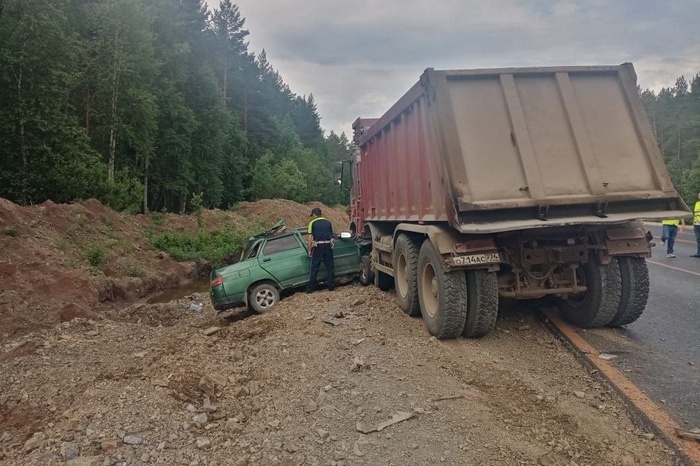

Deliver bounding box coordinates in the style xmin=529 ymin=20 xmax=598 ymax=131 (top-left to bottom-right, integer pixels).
xmin=149 ymin=226 xmax=250 ymax=268
xmin=1 ymin=0 xmax=696 ymax=215
xmin=0 ymin=0 xmax=352 ymax=215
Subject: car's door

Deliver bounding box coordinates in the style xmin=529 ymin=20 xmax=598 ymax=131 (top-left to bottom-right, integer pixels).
xmin=328 ymin=238 xmax=361 ymax=278
xmin=258 ymin=234 xmax=310 ymax=288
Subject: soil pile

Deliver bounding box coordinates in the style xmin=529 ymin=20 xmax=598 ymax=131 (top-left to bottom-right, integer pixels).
xmin=0 ymin=198 xmax=349 ymax=338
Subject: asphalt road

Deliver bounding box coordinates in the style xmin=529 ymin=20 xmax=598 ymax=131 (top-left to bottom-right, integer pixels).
xmin=579 ymin=224 xmax=700 ymax=429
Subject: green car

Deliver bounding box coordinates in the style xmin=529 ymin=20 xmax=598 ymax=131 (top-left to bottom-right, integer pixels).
xmin=210 ymin=220 xmax=365 ymax=313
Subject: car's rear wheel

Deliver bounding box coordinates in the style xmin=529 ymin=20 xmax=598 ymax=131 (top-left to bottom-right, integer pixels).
xmin=359 ymin=255 xmax=374 ymax=286
xmin=249 ymin=283 xmax=280 ymax=314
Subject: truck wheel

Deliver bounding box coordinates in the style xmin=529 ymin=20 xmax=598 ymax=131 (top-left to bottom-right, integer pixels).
xmin=249 ymin=283 xmax=280 ymax=314
xmin=375 ymin=270 xmax=394 ymax=291
xmin=417 ymin=241 xmax=467 ymax=339
xmin=608 ymin=257 xmax=649 ymax=327
xmin=393 ymin=234 xmax=421 ymax=316
xmin=557 ymin=254 xmax=621 ymax=328
xmin=359 ymin=256 xmax=374 ymax=286
xmin=463 ymin=270 xmax=499 ymax=338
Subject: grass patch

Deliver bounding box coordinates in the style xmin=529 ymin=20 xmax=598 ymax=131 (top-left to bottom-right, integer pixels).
xmin=125 ymin=264 xmax=145 ymax=277
xmin=99 ymin=214 xmax=114 ymax=228
xmin=83 ymin=245 xmax=105 ymax=267
xmin=149 ymin=225 xmax=249 ymax=267
xmin=3 ymin=225 xmax=18 ymax=237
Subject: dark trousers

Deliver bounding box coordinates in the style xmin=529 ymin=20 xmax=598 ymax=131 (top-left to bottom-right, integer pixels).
xmin=695 ymin=225 xmax=700 ymax=255
xmin=308 ymin=244 xmax=334 ymax=292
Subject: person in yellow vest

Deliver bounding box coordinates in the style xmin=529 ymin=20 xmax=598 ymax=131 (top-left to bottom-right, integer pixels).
xmin=306 ymin=207 xmax=335 ymax=293
xmin=660 ymin=218 xmax=685 ymax=258
xmin=693 ymin=191 xmax=700 ymax=258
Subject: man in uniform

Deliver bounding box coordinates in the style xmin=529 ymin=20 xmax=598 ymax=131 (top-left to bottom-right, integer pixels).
xmin=660 ymin=217 xmax=685 ymax=258
xmin=306 ymin=207 xmax=335 ymax=293
xmin=693 ymin=191 xmax=700 ymax=258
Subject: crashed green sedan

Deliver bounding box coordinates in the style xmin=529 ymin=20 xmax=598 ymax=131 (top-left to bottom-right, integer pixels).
xmin=210 ymin=220 xmax=365 ymax=313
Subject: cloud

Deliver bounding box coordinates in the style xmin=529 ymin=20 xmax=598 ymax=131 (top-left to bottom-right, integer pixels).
xmin=205 ymin=0 xmax=700 ymax=136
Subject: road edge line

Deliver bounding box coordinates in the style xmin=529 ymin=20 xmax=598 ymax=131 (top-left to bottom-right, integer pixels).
xmin=541 ymin=309 xmax=700 ymax=466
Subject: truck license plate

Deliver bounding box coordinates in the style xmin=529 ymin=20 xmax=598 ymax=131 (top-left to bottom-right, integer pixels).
xmin=452 ymin=252 xmax=500 ymax=266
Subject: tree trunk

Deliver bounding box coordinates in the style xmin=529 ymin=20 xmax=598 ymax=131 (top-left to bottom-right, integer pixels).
xmin=143 ymin=172 xmax=149 ymax=213
xmin=223 ymin=58 xmax=228 ymax=102
xmin=244 ymin=90 xmax=248 ymax=133
xmin=17 ymin=65 xmax=28 ymax=201
xmin=108 ymin=22 xmax=121 ymax=183
xmin=142 ymin=151 xmax=149 ymax=213
xmin=85 ymin=86 xmax=91 ymax=135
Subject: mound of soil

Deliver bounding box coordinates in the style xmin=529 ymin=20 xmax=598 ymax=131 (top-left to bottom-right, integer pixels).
xmin=0 ymin=198 xmax=349 ymax=340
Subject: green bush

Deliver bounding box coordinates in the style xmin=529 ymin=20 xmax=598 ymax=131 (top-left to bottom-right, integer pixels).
xmin=101 ymin=173 xmax=143 ymax=213
xmin=191 ymin=192 xmax=204 ymax=230
xmin=3 ymin=225 xmax=18 ymax=237
xmin=84 ymin=245 xmax=105 ymax=267
xmin=149 ymin=210 xmax=166 ymax=227
xmin=126 ymin=265 xmax=145 ymax=277
xmin=149 ymin=225 xmax=248 ymax=267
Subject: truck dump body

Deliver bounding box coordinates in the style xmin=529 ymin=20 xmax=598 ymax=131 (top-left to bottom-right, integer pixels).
xmin=353 ymin=64 xmax=688 ymax=234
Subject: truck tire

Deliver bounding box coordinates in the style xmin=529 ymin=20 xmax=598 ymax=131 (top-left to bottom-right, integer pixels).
xmin=608 ymin=257 xmax=649 ymax=327
xmin=417 ymin=241 xmax=467 ymax=339
xmin=393 ymin=234 xmax=421 ymax=316
xmin=463 ymin=270 xmax=499 ymax=338
xmin=249 ymin=283 xmax=280 ymax=314
xmin=375 ymin=270 xmax=394 ymax=291
xmin=556 ymin=254 xmax=621 ymax=328
xmin=359 ymin=256 xmax=374 ymax=286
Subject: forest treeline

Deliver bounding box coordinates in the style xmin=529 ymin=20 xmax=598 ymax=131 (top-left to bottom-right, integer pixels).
xmin=0 ymin=0 xmax=352 ymax=213
xmin=1 ymin=0 xmax=699 ymax=212
xmin=641 ymin=75 xmax=700 ymax=205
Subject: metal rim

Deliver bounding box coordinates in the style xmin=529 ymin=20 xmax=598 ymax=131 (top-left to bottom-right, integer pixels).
xmin=420 ymin=261 xmax=438 ymax=318
xmin=567 ymin=264 xmax=588 ymax=306
xmin=360 ymin=262 xmax=368 ymax=282
xmin=396 ymin=252 xmax=408 ymax=298
xmin=255 ymin=287 xmax=277 ymax=310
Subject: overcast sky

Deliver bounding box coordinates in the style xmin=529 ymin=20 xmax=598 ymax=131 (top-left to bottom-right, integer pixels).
xmin=205 ymin=0 xmax=700 ymax=137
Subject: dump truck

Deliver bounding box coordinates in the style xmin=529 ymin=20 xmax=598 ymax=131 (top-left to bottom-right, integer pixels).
xmin=350 ymin=63 xmax=689 ymax=339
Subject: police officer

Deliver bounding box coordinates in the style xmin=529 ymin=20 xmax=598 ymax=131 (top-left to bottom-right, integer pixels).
xmin=306 ymin=207 xmax=335 ymax=292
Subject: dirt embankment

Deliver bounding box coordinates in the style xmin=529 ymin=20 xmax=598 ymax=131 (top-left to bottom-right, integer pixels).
xmin=0 ymin=198 xmax=687 ymax=466
xmin=0 ymin=198 xmax=349 ymax=339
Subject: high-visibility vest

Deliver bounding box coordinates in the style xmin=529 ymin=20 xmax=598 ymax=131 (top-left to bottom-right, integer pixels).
xmin=308 ymin=216 xmax=326 ymax=234
xmin=661 ymin=219 xmax=680 ymax=226
xmin=694 ymin=201 xmax=700 ymax=225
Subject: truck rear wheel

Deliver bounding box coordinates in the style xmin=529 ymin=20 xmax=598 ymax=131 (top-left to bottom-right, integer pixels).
xmin=375 ymin=270 xmax=394 ymax=291
xmin=557 ymin=254 xmax=621 ymax=328
xmin=393 ymin=234 xmax=421 ymax=316
xmin=417 ymin=241 xmax=467 ymax=339
xmin=463 ymin=270 xmax=499 ymax=338
xmin=608 ymin=257 xmax=649 ymax=327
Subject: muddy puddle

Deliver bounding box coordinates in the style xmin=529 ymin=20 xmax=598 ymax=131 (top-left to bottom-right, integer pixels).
xmin=147 ymin=278 xmax=210 ymax=304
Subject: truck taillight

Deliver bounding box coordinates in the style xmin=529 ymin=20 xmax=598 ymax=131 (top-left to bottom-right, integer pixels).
xmin=211 ymin=276 xmax=223 ymax=287
xmin=454 ymin=239 xmax=497 ymax=254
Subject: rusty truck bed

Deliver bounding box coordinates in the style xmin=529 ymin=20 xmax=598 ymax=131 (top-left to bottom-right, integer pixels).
xmin=353 ymin=64 xmax=688 ymax=234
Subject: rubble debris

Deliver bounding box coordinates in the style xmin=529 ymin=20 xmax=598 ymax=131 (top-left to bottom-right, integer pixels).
xmin=356 ymin=411 xmax=416 ymax=434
